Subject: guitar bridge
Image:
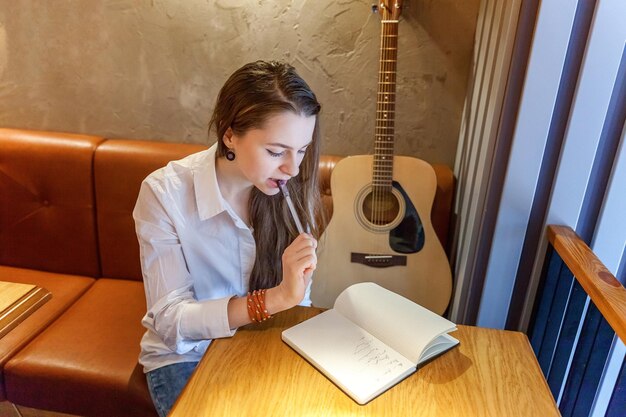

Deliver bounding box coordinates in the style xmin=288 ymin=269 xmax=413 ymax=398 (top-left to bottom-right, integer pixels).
xmin=351 ymin=253 xmax=407 ymax=268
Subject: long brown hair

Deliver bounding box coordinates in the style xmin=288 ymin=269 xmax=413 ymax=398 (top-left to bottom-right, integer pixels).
xmin=208 ymin=60 xmax=325 ymax=291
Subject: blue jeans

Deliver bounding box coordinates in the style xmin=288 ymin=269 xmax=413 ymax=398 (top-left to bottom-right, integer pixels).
xmin=146 ymin=362 xmax=199 ymax=417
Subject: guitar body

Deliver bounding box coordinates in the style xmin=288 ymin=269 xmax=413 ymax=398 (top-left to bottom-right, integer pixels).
xmin=311 ymin=155 xmax=452 ymax=314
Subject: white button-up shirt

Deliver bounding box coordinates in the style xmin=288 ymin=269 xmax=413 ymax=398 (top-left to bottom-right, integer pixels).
xmin=133 ymin=143 xmax=310 ymax=372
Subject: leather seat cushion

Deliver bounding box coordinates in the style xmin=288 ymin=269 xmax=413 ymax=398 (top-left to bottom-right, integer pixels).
xmin=0 ymin=266 xmax=94 ymax=400
xmin=4 ymin=279 xmax=156 ymax=417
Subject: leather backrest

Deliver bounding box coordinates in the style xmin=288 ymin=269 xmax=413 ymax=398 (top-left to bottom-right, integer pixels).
xmin=318 ymin=155 xmax=344 ymax=226
xmin=94 ymin=139 xmax=205 ymax=280
xmin=0 ymin=128 xmax=103 ymax=276
xmin=0 ymin=128 xmax=455 ymax=281
xmin=431 ymin=164 xmax=454 ymax=252
xmin=93 ymin=139 xmax=455 ymax=282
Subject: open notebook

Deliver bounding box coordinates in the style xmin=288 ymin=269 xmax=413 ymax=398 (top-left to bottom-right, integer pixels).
xmin=282 ymin=282 xmax=459 ymax=404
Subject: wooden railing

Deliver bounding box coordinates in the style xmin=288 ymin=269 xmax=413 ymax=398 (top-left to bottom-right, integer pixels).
xmin=529 ymin=225 xmax=625 ymax=415
xmin=547 ymin=225 xmax=626 ymax=343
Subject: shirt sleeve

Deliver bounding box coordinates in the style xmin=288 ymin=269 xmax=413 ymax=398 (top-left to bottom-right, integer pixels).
xmin=133 ymin=178 xmax=235 ymax=354
xmin=299 ymin=278 xmax=313 ymax=307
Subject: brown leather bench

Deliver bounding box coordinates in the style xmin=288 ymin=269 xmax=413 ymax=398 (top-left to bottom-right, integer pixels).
xmin=0 ymin=128 xmax=454 ymax=416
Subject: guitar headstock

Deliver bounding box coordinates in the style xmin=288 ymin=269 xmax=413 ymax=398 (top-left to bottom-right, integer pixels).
xmin=372 ymin=1 xmax=404 ymax=20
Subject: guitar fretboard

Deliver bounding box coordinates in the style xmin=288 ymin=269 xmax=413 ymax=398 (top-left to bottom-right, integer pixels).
xmin=373 ymin=19 xmax=399 ymax=193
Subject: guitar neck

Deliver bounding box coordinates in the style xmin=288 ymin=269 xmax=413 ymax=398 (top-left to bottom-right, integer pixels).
xmin=373 ymin=16 xmax=399 ymax=193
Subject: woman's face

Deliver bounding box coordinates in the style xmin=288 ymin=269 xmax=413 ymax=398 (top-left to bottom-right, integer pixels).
xmin=226 ymin=111 xmax=316 ymax=195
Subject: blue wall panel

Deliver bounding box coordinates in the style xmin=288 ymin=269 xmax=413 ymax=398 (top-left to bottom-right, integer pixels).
xmin=559 ymin=305 xmax=614 ymax=417
xmin=606 ymin=355 xmax=626 ymax=417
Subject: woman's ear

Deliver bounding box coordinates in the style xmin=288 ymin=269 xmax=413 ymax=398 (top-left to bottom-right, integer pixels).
xmin=222 ymin=127 xmax=234 ymax=147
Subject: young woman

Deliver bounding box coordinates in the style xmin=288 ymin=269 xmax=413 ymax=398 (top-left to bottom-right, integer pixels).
xmin=133 ymin=60 xmax=324 ymax=417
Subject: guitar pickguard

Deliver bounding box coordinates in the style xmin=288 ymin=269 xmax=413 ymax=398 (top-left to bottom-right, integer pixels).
xmin=389 ymin=181 xmax=425 ymax=253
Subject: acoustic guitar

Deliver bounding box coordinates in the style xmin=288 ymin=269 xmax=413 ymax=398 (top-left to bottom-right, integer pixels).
xmin=311 ymin=0 xmax=452 ymax=315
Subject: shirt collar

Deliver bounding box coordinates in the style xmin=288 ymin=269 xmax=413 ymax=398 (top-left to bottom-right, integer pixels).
xmin=193 ymin=143 xmax=252 ymax=231
xmin=193 ymin=143 xmax=229 ymax=221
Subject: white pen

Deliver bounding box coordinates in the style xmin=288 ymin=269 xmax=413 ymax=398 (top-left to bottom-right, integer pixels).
xmin=278 ymin=180 xmax=305 ymax=234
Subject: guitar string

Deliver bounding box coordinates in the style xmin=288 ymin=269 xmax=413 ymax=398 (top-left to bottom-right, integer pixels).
xmin=376 ymin=13 xmax=386 ymax=232
xmin=377 ymin=13 xmax=389 ymax=230
xmin=375 ymin=15 xmax=383 ymax=230
xmin=373 ymin=16 xmax=378 ymax=230
xmin=375 ymin=14 xmax=396 ymax=234
xmin=376 ymin=14 xmax=386 ymax=231
xmin=373 ymin=12 xmax=382 ymax=231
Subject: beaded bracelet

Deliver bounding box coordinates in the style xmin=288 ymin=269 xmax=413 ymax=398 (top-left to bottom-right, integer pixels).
xmin=247 ymin=289 xmax=272 ymax=323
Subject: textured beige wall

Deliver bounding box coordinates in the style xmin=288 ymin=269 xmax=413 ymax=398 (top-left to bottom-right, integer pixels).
xmin=0 ymin=0 xmax=479 ymax=166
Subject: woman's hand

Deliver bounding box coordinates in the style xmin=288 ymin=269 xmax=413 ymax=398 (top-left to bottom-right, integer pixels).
xmin=230 ymin=233 xmax=317 ymax=328
xmin=278 ymin=233 xmax=317 ymax=308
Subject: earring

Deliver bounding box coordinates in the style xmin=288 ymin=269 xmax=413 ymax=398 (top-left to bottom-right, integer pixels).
xmin=226 ymin=149 xmax=236 ymax=161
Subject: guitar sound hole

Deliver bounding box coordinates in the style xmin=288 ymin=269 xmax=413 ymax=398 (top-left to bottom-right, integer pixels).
xmin=362 ymin=191 xmax=400 ymax=226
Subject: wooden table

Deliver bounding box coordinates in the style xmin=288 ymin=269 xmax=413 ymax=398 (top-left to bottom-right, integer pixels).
xmin=170 ymin=306 xmax=560 ymax=417
xmin=0 ymin=281 xmax=51 ymax=339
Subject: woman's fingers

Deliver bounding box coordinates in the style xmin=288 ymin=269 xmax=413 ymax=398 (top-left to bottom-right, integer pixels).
xmin=283 ymin=234 xmax=316 ymax=258
xmin=280 ymin=233 xmax=318 ymax=302
xmin=288 ymin=233 xmax=317 ymax=251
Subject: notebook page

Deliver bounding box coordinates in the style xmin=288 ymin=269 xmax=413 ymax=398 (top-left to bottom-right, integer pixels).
xmin=282 ymin=309 xmax=415 ymax=404
xmin=418 ymin=334 xmax=460 ymax=364
xmin=334 ymin=283 xmax=457 ymax=364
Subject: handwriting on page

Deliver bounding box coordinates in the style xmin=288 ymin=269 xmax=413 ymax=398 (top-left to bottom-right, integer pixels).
xmin=353 ymin=336 xmax=405 ymax=382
